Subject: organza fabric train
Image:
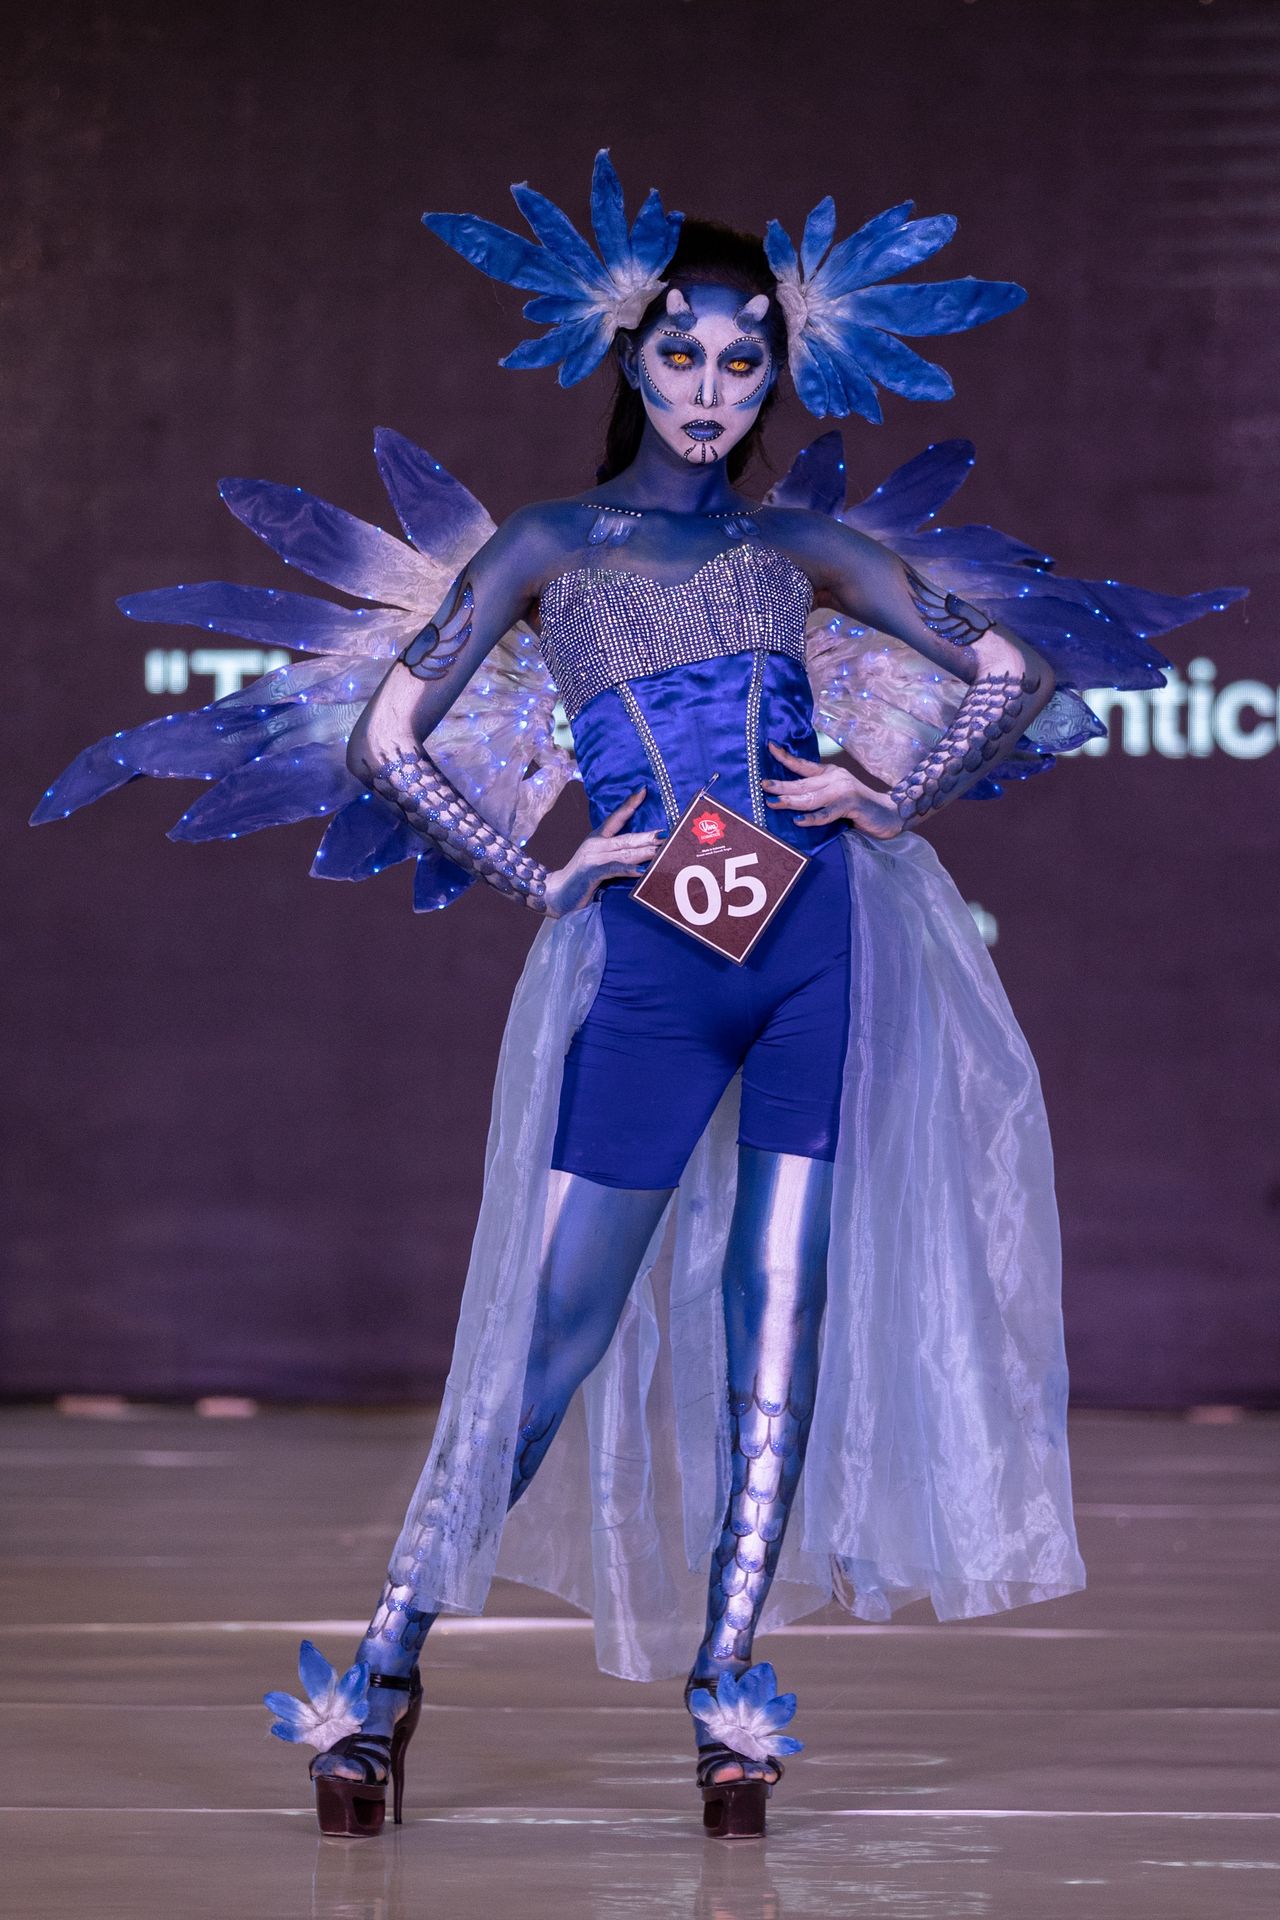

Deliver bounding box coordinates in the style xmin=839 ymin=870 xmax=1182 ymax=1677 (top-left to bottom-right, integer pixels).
xmin=388 ymin=822 xmax=1081 ymax=1680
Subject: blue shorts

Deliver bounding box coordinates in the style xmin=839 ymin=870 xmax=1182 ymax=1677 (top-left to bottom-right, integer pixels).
xmin=551 ymin=836 xmax=852 ymax=1190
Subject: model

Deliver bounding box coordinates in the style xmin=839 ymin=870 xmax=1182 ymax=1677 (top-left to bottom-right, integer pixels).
xmin=34 ymin=152 xmax=1242 ymax=1841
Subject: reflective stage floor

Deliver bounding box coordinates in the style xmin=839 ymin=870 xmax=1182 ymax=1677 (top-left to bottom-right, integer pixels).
xmin=0 ymin=1405 xmax=1276 ymax=1919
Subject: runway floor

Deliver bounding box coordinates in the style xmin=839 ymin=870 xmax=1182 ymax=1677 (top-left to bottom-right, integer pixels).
xmin=0 ymin=1403 xmax=1276 ymax=1919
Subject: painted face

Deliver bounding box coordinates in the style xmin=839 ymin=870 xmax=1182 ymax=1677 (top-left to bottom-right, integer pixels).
xmin=627 ymin=283 xmax=775 ymax=466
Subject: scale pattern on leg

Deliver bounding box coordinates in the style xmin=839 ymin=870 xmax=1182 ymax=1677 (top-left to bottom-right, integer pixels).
xmin=705 ymin=1381 xmax=815 ymax=1667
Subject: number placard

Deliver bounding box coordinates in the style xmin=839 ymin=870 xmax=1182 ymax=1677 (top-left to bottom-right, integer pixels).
xmin=631 ymin=789 xmax=810 ymax=962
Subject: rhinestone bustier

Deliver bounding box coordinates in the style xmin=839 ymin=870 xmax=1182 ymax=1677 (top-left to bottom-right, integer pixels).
xmin=537 ymin=544 xmax=814 ymax=724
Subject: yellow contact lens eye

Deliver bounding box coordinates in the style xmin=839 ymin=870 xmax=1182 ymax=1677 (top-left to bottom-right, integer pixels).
xmin=668 ymin=352 xmax=692 ymax=367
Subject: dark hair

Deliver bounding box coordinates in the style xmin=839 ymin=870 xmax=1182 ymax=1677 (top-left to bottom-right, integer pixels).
xmin=596 ymin=218 xmax=784 ymax=485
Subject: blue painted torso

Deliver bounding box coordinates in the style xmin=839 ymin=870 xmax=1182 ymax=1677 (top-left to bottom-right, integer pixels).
xmin=537 ymin=542 xmax=841 ymax=853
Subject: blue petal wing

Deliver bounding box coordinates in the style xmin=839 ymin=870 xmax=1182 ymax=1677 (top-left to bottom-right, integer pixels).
xmin=763 ymin=430 xmax=848 ymax=516
xmin=31 ymin=737 xmax=142 ymax=824
xmin=983 ymin=593 xmax=1173 ymax=690
xmin=312 ymin=792 xmax=420 ymax=880
xmin=844 ymin=439 xmax=976 ymax=537
xmin=218 ymin=479 xmax=436 ymax=609
xmin=119 ymin=582 xmax=413 ymax=657
xmin=1083 ymin=578 xmax=1247 ymax=637
xmin=30 ymin=693 xmax=307 ymax=823
xmin=420 ymin=211 xmax=568 ymax=295
xmin=413 ymin=848 xmax=478 ymax=912
xmin=372 ymin=429 xmax=494 ymax=577
xmin=168 ymin=743 xmax=361 ymax=841
xmin=899 ymin=525 xmax=1050 ymax=567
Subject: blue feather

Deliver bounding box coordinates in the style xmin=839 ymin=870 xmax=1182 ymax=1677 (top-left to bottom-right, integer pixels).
xmin=851 ymin=278 xmax=1027 ymax=338
xmin=819 ymin=342 xmax=883 ymax=424
xmin=799 ymin=196 xmax=837 ymax=276
xmin=983 ymin=596 xmax=1172 ymax=690
xmin=900 ymin=525 xmax=1048 ymax=567
xmin=1083 ymin=578 xmax=1248 ymax=637
xmin=521 ymin=293 xmax=595 ymax=324
xmin=419 ymin=211 xmax=567 ymax=295
xmin=557 ymin=317 xmax=614 ymax=387
xmin=510 ymin=182 xmax=608 ymax=290
xmin=628 ymin=189 xmax=681 ymax=275
xmin=762 ymin=218 xmax=799 ymax=280
xmin=334 ymin=1662 xmax=371 ymax=1716
xmin=739 ymin=1663 xmax=777 ymax=1707
xmin=841 ymin=325 xmax=954 ymax=402
xmin=502 ymin=319 xmax=601 ymax=372
xmin=820 ymin=212 xmax=958 ymax=298
xmin=589 ymin=149 xmax=630 ymax=272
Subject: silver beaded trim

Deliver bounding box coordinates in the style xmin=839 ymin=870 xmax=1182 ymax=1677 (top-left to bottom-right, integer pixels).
xmin=539 ymin=543 xmax=813 ymax=724
xmin=616 ymin=684 xmax=680 ymax=826
xmin=745 ymin=650 xmax=766 ymax=825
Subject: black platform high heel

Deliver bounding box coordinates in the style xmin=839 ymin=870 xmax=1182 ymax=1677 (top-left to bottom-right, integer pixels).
xmin=310 ymin=1669 xmax=423 ymax=1838
xmin=683 ymin=1675 xmax=785 ymax=1840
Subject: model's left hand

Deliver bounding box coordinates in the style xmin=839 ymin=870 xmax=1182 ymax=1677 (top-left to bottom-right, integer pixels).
xmin=762 ymin=743 xmax=904 ymax=841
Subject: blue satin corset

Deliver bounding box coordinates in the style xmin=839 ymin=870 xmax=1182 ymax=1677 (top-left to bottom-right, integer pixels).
xmin=538 ymin=544 xmax=841 ymax=851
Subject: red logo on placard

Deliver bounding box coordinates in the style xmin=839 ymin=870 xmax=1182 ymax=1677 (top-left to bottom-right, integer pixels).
xmin=691 ymin=811 xmax=726 ymax=846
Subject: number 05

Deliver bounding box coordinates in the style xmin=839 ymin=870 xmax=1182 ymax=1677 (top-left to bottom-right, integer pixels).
xmin=672 ymin=853 xmax=767 ymax=926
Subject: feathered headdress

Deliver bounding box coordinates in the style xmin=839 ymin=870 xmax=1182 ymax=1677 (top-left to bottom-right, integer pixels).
xmin=422 ymin=150 xmax=1026 ymax=421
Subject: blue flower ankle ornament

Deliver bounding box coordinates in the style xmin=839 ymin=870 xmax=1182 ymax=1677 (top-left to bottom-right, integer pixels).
xmin=264 ymin=1640 xmax=370 ymax=1752
xmin=687 ymin=1663 xmax=804 ymax=1837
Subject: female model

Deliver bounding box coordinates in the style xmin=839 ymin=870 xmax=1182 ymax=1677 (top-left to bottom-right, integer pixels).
xmin=36 ymin=153 xmax=1235 ymax=1839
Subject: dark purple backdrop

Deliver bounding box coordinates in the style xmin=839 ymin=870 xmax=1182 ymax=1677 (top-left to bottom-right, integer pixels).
xmin=4 ymin=1 xmax=1277 ymax=1406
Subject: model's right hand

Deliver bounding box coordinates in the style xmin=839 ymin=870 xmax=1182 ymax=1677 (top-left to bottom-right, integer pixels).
xmin=544 ymin=788 xmax=665 ymax=919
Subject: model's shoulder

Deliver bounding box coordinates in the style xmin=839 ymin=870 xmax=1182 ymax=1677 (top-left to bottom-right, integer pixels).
xmin=753 ymin=504 xmax=864 ymax=569
xmin=491 ymin=497 xmax=599 ymax=567
xmin=753 ymin=504 xmax=857 ymax=548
